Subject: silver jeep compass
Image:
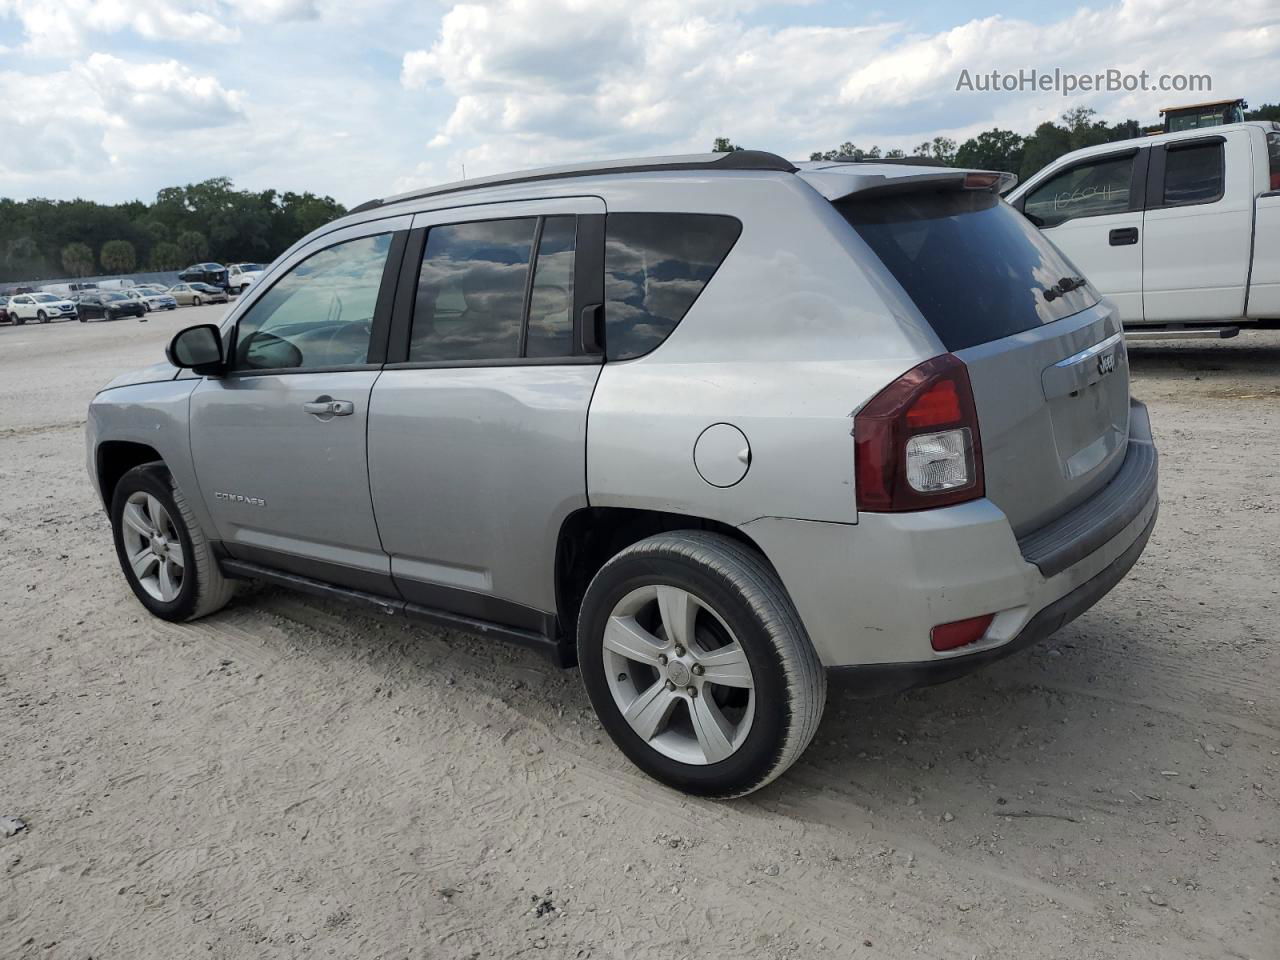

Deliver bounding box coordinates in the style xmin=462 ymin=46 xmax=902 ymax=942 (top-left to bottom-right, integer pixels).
xmin=86 ymin=151 xmax=1158 ymax=797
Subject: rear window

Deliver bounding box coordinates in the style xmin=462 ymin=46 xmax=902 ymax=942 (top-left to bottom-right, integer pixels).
xmin=840 ymin=191 xmax=1097 ymax=352
xmin=1162 ymin=142 xmax=1224 ymax=206
xmin=604 ymin=213 xmax=741 ymax=360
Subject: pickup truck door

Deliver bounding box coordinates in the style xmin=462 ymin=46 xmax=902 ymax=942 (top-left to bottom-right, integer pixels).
xmin=367 ymin=197 xmax=606 ymax=633
xmin=1245 ymin=130 xmax=1280 ymax=319
xmin=1141 ymin=132 xmax=1252 ymax=322
xmin=1020 ymin=148 xmax=1147 ymax=324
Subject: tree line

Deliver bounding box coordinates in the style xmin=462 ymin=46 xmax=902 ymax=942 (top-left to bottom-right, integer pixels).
xmin=716 ymin=102 xmax=1280 ymax=180
xmin=1 ymin=177 xmax=347 ymax=283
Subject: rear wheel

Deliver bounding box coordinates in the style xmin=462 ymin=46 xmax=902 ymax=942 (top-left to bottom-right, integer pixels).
xmin=578 ymin=531 xmax=825 ymax=798
xmin=110 ymin=464 xmax=235 ymax=622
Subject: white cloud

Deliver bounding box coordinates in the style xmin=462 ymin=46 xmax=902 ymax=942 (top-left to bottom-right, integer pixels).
xmin=400 ymin=0 xmax=1280 ymax=183
xmin=0 ymin=0 xmax=1276 ymax=204
xmin=0 ymin=56 xmax=243 ymax=185
xmin=79 ymin=53 xmax=245 ymax=128
xmin=0 ymin=0 xmax=323 ymax=53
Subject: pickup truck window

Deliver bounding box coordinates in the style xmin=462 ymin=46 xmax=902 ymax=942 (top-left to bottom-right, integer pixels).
xmin=1162 ymin=142 xmax=1224 ymax=206
xmin=1268 ymin=133 xmax=1280 ymax=192
xmin=1023 ymin=154 xmax=1134 ymax=227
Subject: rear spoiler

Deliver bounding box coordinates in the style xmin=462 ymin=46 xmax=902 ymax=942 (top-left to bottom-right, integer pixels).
xmin=796 ymin=165 xmax=1018 ymax=202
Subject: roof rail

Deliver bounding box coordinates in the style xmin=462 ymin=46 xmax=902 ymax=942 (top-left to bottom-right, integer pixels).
xmin=348 ymin=150 xmax=798 ymax=215
xmin=813 ymin=156 xmax=948 ymax=167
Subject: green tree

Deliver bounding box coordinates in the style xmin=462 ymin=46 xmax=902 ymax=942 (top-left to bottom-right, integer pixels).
xmin=149 ymin=241 xmax=183 ymax=271
xmin=61 ymin=242 xmax=95 ymax=277
xmin=176 ymin=230 xmax=208 ymax=264
xmin=712 ymin=137 xmax=743 ymax=152
xmin=912 ymin=137 xmax=957 ymax=165
xmin=954 ymin=128 xmax=1025 ymax=174
xmin=100 ymin=239 xmax=137 ymax=274
xmin=1246 ymin=102 xmax=1280 ymax=121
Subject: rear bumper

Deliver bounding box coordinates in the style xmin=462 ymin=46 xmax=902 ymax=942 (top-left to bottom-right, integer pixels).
xmin=829 ymin=505 xmax=1156 ymax=695
xmin=740 ymin=398 xmax=1158 ymax=683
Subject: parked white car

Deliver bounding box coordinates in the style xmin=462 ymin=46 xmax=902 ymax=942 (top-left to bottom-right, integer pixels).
xmin=227 ymin=263 xmax=266 ymax=294
xmin=1007 ymin=121 xmax=1280 ymax=331
xmin=122 ymin=288 xmax=179 ymax=312
xmin=6 ymin=292 xmax=78 ymax=324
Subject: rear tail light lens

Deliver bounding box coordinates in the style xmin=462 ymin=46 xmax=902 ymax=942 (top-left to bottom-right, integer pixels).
xmin=855 ymin=353 xmax=984 ymax=511
xmin=905 ymin=428 xmax=974 ymax=494
xmin=930 ymin=613 xmax=995 ymax=651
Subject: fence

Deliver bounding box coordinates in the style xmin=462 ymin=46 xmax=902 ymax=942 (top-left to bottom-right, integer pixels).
xmin=3 ymin=270 xmax=182 ymax=295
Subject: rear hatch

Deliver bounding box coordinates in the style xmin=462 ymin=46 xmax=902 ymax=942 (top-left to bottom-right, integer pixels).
xmin=829 ymin=169 xmax=1130 ymax=536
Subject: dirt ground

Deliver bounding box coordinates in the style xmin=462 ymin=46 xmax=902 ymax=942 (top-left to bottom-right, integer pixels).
xmin=1 ymin=310 xmax=1277 ymax=960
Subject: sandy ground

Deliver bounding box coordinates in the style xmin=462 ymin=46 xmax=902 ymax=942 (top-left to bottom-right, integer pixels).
xmin=1 ymin=309 xmax=1277 ymax=960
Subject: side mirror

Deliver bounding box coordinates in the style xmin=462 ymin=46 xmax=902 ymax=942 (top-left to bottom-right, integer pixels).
xmin=166 ymin=324 xmax=225 ymax=374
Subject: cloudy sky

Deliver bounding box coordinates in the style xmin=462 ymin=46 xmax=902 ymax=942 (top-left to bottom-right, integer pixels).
xmin=1 ymin=0 xmax=1276 ymax=206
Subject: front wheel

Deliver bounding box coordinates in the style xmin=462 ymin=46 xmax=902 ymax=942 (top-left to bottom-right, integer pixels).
xmin=37 ymin=310 xmax=48 ymax=323
xmin=110 ymin=464 xmax=235 ymax=622
xmin=192 ymin=296 xmax=202 ymax=306
xmin=577 ymin=531 xmax=825 ymax=798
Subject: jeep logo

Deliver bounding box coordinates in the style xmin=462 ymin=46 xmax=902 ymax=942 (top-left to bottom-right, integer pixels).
xmin=1097 ymin=352 xmax=1116 ymax=376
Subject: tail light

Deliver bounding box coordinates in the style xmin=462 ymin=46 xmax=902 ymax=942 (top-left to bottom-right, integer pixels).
xmin=931 ymin=613 xmax=995 ymax=651
xmin=855 ymin=353 xmax=984 ymax=511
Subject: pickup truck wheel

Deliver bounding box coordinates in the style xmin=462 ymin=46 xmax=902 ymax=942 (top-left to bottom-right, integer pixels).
xmin=578 ymin=531 xmax=825 ymax=798
xmin=37 ymin=310 xmax=48 ymax=323
xmin=110 ymin=464 xmax=234 ymax=622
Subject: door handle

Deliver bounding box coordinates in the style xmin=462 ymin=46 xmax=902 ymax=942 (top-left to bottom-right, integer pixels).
xmin=303 ymin=396 xmax=354 ymax=418
xmin=1109 ymin=227 xmax=1139 ymax=246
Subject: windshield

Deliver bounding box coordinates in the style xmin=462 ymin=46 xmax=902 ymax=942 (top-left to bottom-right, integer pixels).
xmin=238 ymin=263 xmax=265 ymax=271
xmin=33 ymin=294 xmax=57 ymax=302
xmin=840 ymin=191 xmax=1098 ymax=351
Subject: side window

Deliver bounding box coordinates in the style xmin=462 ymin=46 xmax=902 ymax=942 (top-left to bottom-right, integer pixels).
xmin=1023 ymin=154 xmax=1135 ymax=227
xmin=1162 ymin=143 xmax=1224 ymax=206
xmin=234 ymin=233 xmax=391 ymax=371
xmin=526 ymin=217 xmax=577 ymax=358
xmin=603 ymin=213 xmax=742 ymax=361
xmin=1268 ymin=133 xmax=1280 ymax=192
xmin=409 ymin=218 xmax=538 ymax=362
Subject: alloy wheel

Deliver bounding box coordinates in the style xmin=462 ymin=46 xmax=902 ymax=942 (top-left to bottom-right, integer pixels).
xmin=603 ymin=585 xmax=756 ymax=765
xmin=120 ymin=491 xmax=186 ymax=602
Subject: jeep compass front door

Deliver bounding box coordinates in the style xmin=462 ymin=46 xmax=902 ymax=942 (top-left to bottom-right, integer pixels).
xmin=188 ymin=220 xmax=409 ymax=594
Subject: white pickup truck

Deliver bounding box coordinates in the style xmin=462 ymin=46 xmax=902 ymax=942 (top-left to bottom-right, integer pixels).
xmin=1007 ymin=121 xmax=1280 ymax=334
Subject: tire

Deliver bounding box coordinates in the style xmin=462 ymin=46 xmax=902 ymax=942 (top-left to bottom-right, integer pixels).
xmin=37 ymin=310 xmax=48 ymax=323
xmin=110 ymin=463 xmax=235 ymax=622
xmin=15 ymin=315 xmax=25 ymax=325
xmin=79 ymin=315 xmax=86 ymax=322
xmin=192 ymin=296 xmax=201 ymax=307
xmin=144 ymin=302 xmax=152 ymax=312
xmin=577 ymin=531 xmax=825 ymax=798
